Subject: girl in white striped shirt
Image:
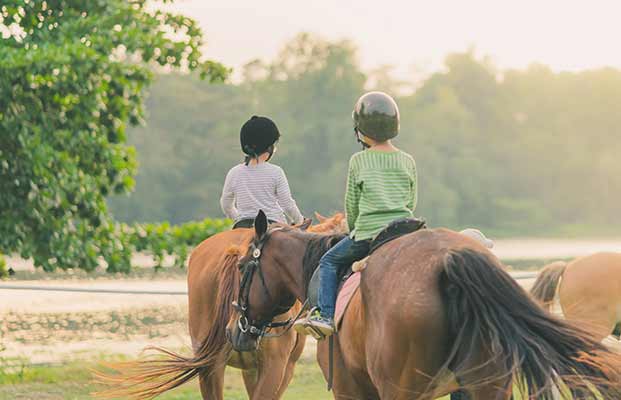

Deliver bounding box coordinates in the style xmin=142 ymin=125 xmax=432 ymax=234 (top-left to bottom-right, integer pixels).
xmin=220 ymin=116 xmax=304 ymax=229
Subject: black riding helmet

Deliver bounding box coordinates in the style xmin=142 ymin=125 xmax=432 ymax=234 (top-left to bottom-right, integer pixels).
xmin=352 ymin=91 xmax=400 ymax=143
xmin=240 ymin=116 xmax=280 ymax=163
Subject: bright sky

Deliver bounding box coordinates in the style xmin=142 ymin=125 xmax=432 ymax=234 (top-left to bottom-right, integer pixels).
xmin=168 ymin=0 xmax=621 ymax=78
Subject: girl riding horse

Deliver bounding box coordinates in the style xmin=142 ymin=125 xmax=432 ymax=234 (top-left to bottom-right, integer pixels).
xmin=221 ymin=115 xmax=305 ymax=229
xmin=295 ymin=91 xmax=417 ymax=337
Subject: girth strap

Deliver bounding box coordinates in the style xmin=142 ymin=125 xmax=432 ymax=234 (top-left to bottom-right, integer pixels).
xmin=328 ymin=334 xmax=335 ymax=391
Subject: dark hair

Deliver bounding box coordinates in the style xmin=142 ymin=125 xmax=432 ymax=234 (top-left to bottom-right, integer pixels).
xmin=301 ymin=233 xmax=345 ymax=293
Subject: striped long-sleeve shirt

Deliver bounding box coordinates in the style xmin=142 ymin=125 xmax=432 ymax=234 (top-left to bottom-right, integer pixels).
xmin=220 ymin=162 xmax=304 ymax=224
xmin=345 ymin=149 xmax=417 ymax=240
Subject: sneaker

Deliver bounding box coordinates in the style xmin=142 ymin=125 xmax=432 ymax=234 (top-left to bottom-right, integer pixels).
xmin=293 ymin=315 xmax=324 ymax=340
xmin=306 ymin=311 xmax=335 ymax=338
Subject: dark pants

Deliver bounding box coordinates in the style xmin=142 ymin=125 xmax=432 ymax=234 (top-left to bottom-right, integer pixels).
xmin=317 ymin=236 xmax=370 ymax=318
xmin=232 ymin=218 xmax=276 ymax=229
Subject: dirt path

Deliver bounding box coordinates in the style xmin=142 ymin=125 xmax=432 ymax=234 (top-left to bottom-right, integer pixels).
xmin=0 ymin=275 xmax=537 ymax=365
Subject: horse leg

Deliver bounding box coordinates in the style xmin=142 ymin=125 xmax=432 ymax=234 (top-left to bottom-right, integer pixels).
xmin=242 ymin=336 xmax=296 ymax=400
xmin=198 ymin=364 xmax=225 ymax=400
xmin=246 ymin=359 xmax=287 ymax=399
xmin=362 ymin=324 xmax=443 ymax=400
xmin=241 ymin=368 xmax=259 ymax=398
xmin=274 ymin=333 xmax=306 ymax=398
xmin=317 ymin=338 xmax=378 ymax=400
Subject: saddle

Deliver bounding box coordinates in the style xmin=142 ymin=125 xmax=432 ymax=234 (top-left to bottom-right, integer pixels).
xmin=307 ymin=217 xmax=426 ymax=326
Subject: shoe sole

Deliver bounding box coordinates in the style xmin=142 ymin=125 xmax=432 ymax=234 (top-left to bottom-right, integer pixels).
xmin=293 ymin=321 xmax=334 ymax=339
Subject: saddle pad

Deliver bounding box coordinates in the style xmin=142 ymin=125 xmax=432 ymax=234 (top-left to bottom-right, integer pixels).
xmin=335 ymin=271 xmax=361 ymax=328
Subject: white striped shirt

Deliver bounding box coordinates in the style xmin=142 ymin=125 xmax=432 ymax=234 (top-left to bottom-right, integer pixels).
xmin=220 ymin=162 xmax=304 ymax=224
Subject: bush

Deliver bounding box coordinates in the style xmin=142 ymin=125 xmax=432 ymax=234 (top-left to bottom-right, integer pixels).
xmin=124 ymin=218 xmax=232 ymax=270
xmin=0 ymin=254 xmax=7 ymax=279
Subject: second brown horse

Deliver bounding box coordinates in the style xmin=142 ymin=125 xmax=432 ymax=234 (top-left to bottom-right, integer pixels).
xmin=227 ymin=212 xmax=621 ymax=399
xmin=95 ymin=214 xmax=346 ymax=400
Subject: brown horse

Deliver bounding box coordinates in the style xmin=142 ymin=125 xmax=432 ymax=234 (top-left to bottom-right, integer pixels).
xmin=531 ymin=252 xmax=621 ymax=351
xmin=95 ymin=214 xmax=344 ymax=400
xmin=225 ymin=212 xmax=621 ymax=399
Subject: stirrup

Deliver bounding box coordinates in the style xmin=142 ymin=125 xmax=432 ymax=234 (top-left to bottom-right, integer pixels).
xmin=293 ymin=307 xmax=329 ymax=340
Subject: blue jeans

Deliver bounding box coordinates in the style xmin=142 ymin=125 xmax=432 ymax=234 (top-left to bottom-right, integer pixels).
xmin=318 ymin=237 xmax=370 ymax=318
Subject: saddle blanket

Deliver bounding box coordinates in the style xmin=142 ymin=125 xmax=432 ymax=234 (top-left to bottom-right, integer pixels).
xmin=334 ymin=271 xmax=361 ymax=328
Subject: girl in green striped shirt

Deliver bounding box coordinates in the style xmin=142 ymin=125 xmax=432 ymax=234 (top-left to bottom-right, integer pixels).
xmin=295 ymin=92 xmax=417 ymax=337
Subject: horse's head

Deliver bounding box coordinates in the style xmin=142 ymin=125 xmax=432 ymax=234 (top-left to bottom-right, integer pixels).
xmin=226 ymin=210 xmax=298 ymax=352
xmin=226 ymin=210 xmax=343 ymax=352
xmin=310 ymin=212 xmax=347 ymax=234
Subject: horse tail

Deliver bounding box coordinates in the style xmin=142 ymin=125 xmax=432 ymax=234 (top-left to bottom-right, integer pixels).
xmin=94 ymin=248 xmax=241 ymax=399
xmin=530 ymin=261 xmax=567 ymax=309
xmin=438 ymin=248 xmax=621 ymax=399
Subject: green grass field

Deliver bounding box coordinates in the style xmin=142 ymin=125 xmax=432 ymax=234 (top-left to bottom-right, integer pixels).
xmin=0 ymin=357 xmax=455 ymax=400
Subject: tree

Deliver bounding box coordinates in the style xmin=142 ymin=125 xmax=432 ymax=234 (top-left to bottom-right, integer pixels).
xmin=0 ymin=1 xmax=228 ymax=271
xmin=108 ymin=33 xmax=367 ymax=222
xmin=108 ymin=44 xmax=621 ymax=238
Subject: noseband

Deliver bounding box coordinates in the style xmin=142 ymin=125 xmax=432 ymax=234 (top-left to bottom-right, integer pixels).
xmin=233 ymin=227 xmax=307 ymax=339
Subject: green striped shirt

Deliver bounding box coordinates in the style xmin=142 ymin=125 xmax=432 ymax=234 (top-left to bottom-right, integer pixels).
xmin=345 ymin=149 xmax=417 ymax=240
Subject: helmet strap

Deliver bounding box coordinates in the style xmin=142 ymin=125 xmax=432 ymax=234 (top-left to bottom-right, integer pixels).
xmin=265 ymin=144 xmax=276 ymax=162
xmin=354 ymin=129 xmax=371 ymax=150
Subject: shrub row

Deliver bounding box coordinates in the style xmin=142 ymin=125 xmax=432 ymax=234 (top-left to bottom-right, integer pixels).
xmin=0 ymin=218 xmax=232 ymax=276
xmin=124 ymin=218 xmax=232 ymax=269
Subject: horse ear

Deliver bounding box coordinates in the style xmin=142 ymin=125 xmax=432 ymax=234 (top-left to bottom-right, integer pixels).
xmin=254 ymin=210 xmax=268 ymax=239
xmin=314 ymin=212 xmax=327 ymax=223
xmin=299 ymin=218 xmax=312 ymax=231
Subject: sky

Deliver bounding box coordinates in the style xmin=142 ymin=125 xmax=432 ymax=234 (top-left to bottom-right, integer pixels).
xmin=167 ymin=0 xmax=621 ymax=79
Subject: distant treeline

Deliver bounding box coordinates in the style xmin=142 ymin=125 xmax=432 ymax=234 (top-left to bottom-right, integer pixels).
xmin=108 ymin=33 xmax=621 ymax=237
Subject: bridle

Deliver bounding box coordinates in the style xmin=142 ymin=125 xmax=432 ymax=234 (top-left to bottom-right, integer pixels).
xmin=232 ymin=226 xmax=308 ymax=339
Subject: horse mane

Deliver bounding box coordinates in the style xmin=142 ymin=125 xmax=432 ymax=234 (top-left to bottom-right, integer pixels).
xmin=301 ymin=232 xmax=345 ymax=294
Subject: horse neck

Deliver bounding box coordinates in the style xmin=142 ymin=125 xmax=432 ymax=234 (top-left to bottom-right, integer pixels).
xmin=270 ymin=231 xmax=336 ymax=303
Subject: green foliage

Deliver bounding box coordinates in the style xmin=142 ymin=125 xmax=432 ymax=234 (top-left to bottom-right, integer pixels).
xmin=124 ymin=218 xmax=232 ymax=271
xmin=0 ymin=253 xmax=6 ymax=278
xmin=0 ymin=1 xmax=228 ymax=271
xmin=110 ymin=37 xmax=621 ymax=237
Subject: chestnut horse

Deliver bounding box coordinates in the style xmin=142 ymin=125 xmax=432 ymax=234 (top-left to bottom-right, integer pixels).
xmin=226 ymin=212 xmax=621 ymax=399
xmin=95 ymin=214 xmax=345 ymax=400
xmin=531 ymin=252 xmax=621 ymax=352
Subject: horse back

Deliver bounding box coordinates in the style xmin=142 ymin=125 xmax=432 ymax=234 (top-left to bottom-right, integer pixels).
xmin=360 ymin=228 xmax=486 ymax=324
xmin=563 ymin=252 xmax=621 ymax=300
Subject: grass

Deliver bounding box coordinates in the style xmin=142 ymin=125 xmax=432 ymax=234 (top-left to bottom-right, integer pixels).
xmin=0 ymin=358 xmax=337 ymax=400
xmin=0 ymin=353 xmax=598 ymax=399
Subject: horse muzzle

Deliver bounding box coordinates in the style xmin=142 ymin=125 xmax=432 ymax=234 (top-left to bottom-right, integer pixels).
xmin=226 ymin=320 xmax=260 ymax=352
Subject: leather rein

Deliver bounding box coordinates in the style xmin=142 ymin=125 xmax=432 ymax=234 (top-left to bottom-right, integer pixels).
xmin=233 ymin=227 xmax=308 ymax=339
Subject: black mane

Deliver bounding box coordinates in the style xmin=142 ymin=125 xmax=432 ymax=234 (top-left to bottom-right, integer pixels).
xmin=301 ymin=232 xmax=346 ymax=293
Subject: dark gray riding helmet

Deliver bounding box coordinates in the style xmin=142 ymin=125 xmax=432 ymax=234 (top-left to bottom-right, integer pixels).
xmin=352 ymin=91 xmax=400 ymax=141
